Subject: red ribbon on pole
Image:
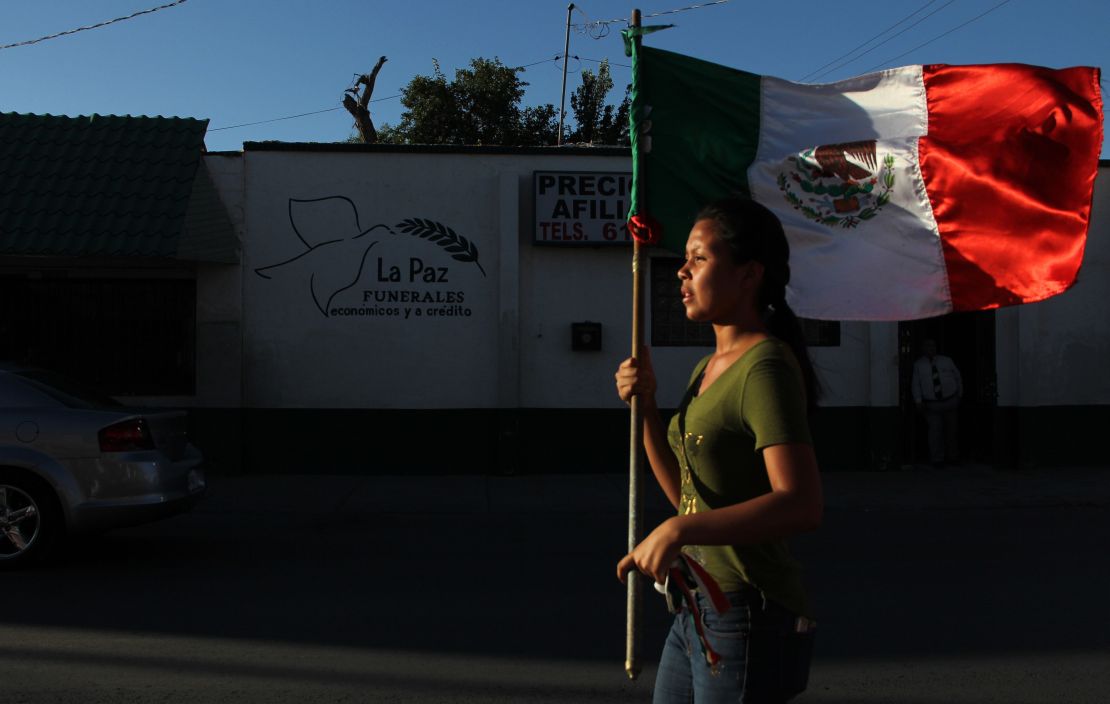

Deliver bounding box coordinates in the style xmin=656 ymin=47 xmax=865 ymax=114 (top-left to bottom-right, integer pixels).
xmin=628 ymin=213 xmax=663 ymax=245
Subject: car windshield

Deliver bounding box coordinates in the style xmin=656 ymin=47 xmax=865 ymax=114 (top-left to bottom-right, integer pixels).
xmin=14 ymin=370 xmax=123 ymax=410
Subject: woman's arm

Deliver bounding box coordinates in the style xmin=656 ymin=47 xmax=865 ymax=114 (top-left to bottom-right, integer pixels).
xmin=617 ymin=441 xmax=822 ymax=584
xmin=638 ymin=393 xmax=682 ymax=509
xmin=615 ymin=347 xmax=682 ymax=509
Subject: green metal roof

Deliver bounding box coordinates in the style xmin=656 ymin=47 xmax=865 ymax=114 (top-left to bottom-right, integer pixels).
xmin=0 ymin=112 xmax=237 ymax=263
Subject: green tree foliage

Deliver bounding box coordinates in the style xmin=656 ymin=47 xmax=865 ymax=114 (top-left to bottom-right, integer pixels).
xmin=380 ymin=58 xmax=558 ymax=146
xmin=377 ymin=56 xmax=627 ymax=147
xmin=519 ymin=104 xmax=559 ymax=146
xmin=567 ymin=59 xmax=630 ymax=146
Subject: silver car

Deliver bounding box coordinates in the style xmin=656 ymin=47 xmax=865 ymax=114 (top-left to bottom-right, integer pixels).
xmin=0 ymin=364 xmax=206 ymax=567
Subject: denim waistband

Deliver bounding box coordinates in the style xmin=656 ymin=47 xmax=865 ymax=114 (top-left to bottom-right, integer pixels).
xmin=692 ymin=582 xmax=765 ymax=612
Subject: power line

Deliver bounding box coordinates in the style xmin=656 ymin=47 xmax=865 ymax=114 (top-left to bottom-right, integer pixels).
xmin=646 ymin=0 xmax=731 ymax=19
xmin=572 ymin=0 xmax=731 ymax=34
xmin=0 ymin=0 xmax=188 ymax=51
xmin=798 ymin=0 xmax=942 ymax=82
xmin=865 ymin=0 xmax=1014 ymax=72
xmin=209 ymin=96 xmax=401 ymax=132
xmin=576 ymin=56 xmax=632 ymax=69
xmin=805 ymin=0 xmax=957 ymax=82
xmin=516 ymin=55 xmax=563 ymax=69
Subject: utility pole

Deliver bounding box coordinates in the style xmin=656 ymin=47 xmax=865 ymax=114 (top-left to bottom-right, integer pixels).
xmin=557 ymin=3 xmax=575 ymax=145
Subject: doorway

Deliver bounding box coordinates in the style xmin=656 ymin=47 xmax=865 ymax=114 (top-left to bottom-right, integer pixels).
xmin=898 ymin=311 xmax=997 ymax=465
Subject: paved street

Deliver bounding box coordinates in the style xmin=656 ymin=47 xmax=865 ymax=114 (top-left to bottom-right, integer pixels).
xmin=2 ymin=467 xmax=1109 ymax=703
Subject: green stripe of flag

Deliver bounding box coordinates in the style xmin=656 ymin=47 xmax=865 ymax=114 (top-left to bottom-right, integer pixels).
xmin=629 ymin=45 xmax=762 ymax=253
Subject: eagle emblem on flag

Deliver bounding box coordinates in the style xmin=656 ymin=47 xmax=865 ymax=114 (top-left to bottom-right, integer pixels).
xmin=778 ymin=140 xmax=896 ymax=228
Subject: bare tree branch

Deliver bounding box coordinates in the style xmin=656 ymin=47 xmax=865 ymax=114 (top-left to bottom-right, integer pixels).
xmin=343 ymin=55 xmax=388 ymax=143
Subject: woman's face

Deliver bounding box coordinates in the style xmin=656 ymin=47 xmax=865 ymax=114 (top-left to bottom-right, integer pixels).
xmin=677 ymin=219 xmax=760 ymax=323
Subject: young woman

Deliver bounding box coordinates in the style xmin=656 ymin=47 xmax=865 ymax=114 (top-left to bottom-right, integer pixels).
xmin=615 ymin=197 xmax=822 ymax=703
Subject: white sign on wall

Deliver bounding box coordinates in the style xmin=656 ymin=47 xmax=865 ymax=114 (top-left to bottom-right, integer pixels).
xmin=243 ymin=151 xmax=501 ymax=409
xmin=533 ymin=170 xmax=632 ymax=245
xmin=253 ymin=196 xmax=486 ymax=321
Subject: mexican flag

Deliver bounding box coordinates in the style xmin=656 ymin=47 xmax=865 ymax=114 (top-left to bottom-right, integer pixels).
xmin=626 ymin=37 xmax=1104 ymax=321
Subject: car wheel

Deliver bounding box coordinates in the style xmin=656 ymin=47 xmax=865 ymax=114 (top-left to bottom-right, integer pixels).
xmin=0 ymin=470 xmax=61 ymax=569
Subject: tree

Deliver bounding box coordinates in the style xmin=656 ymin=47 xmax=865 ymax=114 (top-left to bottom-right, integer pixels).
xmin=380 ymin=57 xmax=560 ymax=146
xmin=568 ymin=60 xmax=630 ymax=146
xmin=378 ymin=59 xmax=457 ymax=144
xmin=376 ymin=56 xmax=628 ymax=147
xmin=343 ymin=56 xmax=388 ymax=143
xmin=519 ymin=104 xmax=559 ymax=146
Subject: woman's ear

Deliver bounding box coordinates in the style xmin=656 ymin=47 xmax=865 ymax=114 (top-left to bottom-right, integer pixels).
xmin=742 ymin=260 xmax=765 ymax=290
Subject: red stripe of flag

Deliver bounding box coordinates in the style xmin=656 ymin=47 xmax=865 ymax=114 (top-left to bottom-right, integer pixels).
xmin=919 ymin=63 xmax=1104 ymax=312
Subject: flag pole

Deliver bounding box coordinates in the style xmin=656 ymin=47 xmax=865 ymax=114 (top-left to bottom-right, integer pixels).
xmin=625 ymin=7 xmax=644 ymax=681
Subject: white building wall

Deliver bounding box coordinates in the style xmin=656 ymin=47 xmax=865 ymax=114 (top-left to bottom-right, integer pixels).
xmin=509 ymin=156 xmax=639 ymax=409
xmin=242 ymin=151 xmax=505 ymax=409
xmin=997 ymin=166 xmax=1109 ymax=407
xmin=518 ymin=238 xmax=629 ymax=408
xmin=808 ymin=322 xmax=900 ymax=408
xmin=201 ymin=150 xmax=1106 ymax=414
xmin=194 ymin=153 xmax=245 ymax=407
xmin=233 ymin=148 xmax=720 ymax=411
xmin=868 ymin=323 xmax=901 ymax=407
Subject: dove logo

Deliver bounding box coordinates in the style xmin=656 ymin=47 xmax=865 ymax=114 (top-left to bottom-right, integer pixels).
xmin=254 ymin=196 xmax=486 ymax=318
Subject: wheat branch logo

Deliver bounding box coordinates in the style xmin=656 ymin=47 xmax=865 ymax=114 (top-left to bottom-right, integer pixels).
xmin=394 ymin=218 xmax=487 ymax=277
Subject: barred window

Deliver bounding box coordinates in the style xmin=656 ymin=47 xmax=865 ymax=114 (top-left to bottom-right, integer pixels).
xmin=0 ymin=277 xmax=196 ymax=396
xmin=650 ymin=257 xmax=713 ymax=347
xmin=649 ymin=256 xmax=840 ymax=348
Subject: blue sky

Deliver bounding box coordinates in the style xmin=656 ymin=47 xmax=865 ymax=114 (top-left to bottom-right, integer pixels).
xmin=1 ymin=0 xmax=1106 ymax=154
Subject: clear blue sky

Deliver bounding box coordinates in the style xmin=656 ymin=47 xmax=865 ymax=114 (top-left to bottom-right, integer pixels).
xmin=1 ymin=0 xmax=1106 ymax=155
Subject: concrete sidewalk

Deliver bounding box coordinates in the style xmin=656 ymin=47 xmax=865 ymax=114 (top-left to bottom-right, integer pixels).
xmin=197 ymin=464 xmax=1110 ymax=518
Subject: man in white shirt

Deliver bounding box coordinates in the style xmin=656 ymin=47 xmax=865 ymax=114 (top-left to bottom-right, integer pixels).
xmin=911 ymin=339 xmax=963 ymax=466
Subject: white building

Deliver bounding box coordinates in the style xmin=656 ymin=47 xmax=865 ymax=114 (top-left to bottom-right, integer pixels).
xmin=185 ymin=144 xmax=1108 ymax=473
xmin=4 ymin=129 xmax=1105 ymax=472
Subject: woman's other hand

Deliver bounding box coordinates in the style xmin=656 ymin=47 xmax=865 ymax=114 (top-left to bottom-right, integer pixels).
xmin=616 ymin=517 xmax=684 ymax=584
xmin=615 ymin=345 xmax=657 ymax=404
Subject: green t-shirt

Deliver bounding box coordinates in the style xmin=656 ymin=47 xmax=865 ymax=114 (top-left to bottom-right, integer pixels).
xmin=667 ymin=337 xmax=813 ymax=616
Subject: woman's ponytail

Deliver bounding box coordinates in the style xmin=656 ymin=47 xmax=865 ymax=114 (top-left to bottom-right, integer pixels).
xmin=764 ymin=299 xmax=819 ymax=410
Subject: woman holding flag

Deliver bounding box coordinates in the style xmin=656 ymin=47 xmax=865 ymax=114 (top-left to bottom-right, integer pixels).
xmin=615 ymin=197 xmax=822 ymax=702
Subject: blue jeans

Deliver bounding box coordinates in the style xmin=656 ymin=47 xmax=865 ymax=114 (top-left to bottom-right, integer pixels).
xmin=653 ymin=588 xmax=813 ymax=703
